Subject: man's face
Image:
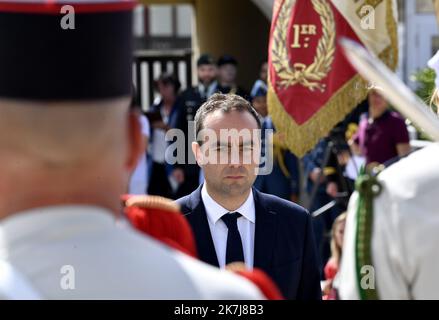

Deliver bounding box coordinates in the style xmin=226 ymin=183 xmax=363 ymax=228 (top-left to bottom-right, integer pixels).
xmin=252 ymin=96 xmax=267 ymax=117
xmin=368 ymin=90 xmax=388 ymax=116
xmin=193 ymin=109 xmax=260 ymax=197
xmin=260 ymin=62 xmax=268 ymax=83
xmin=218 ymin=64 xmax=237 ymax=84
xmin=158 ymin=82 xmax=176 ymax=101
xmin=198 ymin=64 xmax=217 ymax=86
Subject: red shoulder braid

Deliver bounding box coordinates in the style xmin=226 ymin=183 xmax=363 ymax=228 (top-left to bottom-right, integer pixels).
xmin=122 ymin=194 xmax=197 ymax=258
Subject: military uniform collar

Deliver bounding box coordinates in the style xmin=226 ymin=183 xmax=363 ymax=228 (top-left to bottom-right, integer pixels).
xmin=0 ymin=205 xmax=116 ymax=258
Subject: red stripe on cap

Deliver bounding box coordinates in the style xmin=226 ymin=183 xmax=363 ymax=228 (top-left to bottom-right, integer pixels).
xmin=0 ymin=1 xmax=136 ymax=14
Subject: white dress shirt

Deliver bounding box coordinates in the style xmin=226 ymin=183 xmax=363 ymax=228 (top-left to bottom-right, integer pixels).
xmin=0 ymin=205 xmax=263 ymax=299
xmin=201 ymin=184 xmax=256 ymax=269
xmin=198 ymin=81 xmax=218 ymax=99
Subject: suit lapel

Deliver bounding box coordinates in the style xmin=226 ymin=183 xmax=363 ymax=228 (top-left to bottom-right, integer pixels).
xmin=253 ymin=188 xmax=277 ymax=273
xmin=184 ymin=185 xmax=219 ymax=267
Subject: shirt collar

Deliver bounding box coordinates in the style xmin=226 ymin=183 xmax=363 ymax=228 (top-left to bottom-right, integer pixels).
xmin=201 ymin=184 xmax=255 ymax=225
xmin=198 ymin=81 xmax=217 ymax=96
xmin=368 ymin=109 xmax=390 ymax=123
xmin=198 ymin=83 xmax=206 ymax=93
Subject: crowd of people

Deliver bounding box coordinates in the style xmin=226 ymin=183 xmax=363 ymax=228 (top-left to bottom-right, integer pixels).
xmin=132 ymin=54 xmax=300 ymax=201
xmin=133 ymin=53 xmax=414 ymax=291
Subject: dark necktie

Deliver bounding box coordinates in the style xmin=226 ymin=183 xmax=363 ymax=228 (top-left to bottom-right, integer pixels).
xmin=221 ymin=212 xmax=245 ymax=264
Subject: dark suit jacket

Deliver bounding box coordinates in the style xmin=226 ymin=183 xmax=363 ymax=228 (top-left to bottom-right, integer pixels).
xmin=176 ymin=185 xmax=322 ymax=300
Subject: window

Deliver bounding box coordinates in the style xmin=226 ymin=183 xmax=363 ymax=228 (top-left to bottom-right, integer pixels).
xmin=176 ymin=5 xmax=192 ymax=37
xmin=416 ymin=0 xmax=436 ymax=14
xmin=149 ymin=5 xmax=173 ymax=36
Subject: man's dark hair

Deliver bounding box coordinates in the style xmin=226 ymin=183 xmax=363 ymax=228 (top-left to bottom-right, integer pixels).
xmin=197 ymin=54 xmax=215 ymax=67
xmin=154 ymin=72 xmax=181 ymax=94
xmin=194 ymin=93 xmax=261 ymax=143
xmin=217 ymin=54 xmax=238 ymax=67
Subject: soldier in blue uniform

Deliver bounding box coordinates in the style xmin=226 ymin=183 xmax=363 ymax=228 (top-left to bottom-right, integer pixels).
xmin=216 ymin=54 xmax=249 ymax=99
xmin=302 ymin=138 xmax=345 ymax=277
xmin=251 ymin=79 xmax=300 ymax=202
xmin=174 ymin=54 xmax=218 ymax=198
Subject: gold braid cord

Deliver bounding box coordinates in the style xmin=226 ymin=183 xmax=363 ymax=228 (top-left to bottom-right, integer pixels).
xmin=125 ymin=195 xmax=181 ymax=213
xmin=269 ymin=0 xmax=398 ymax=157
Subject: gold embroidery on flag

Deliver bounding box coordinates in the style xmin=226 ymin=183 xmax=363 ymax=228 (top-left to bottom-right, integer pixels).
xmin=268 ymin=0 xmax=398 ymax=157
xmin=271 ymin=0 xmax=335 ymax=92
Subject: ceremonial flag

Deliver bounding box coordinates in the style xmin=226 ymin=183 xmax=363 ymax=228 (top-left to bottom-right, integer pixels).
xmin=268 ymin=0 xmax=398 ymax=157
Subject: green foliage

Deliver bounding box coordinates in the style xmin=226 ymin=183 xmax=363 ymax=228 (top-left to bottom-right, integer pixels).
xmin=411 ymin=67 xmax=437 ymax=113
xmin=410 ymin=68 xmax=437 ymax=140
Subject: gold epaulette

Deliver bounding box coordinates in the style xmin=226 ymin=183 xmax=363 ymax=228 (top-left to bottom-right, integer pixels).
xmin=124 ymin=195 xmax=181 ymax=213
xmin=323 ymin=166 xmax=336 ymax=176
xmin=225 ymin=262 xmax=248 ymax=272
xmin=345 ymin=122 xmax=359 ymax=141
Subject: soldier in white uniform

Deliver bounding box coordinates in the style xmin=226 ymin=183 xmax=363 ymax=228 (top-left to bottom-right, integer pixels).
xmin=0 ymin=0 xmax=263 ymax=300
xmin=338 ymin=51 xmax=439 ymax=300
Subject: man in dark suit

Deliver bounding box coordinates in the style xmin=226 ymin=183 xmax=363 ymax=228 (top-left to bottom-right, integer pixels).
xmin=176 ymin=93 xmax=321 ymax=300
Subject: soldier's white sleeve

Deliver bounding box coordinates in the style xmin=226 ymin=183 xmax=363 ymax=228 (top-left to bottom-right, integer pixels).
xmin=339 ymin=183 xmax=411 ymax=299
xmin=372 ymin=146 xmax=439 ymax=299
xmin=370 ymin=185 xmax=411 ymax=299
xmin=337 ymin=191 xmax=361 ymax=299
xmin=0 ymin=260 xmax=41 ymax=300
xmin=0 ymin=205 xmax=265 ymax=299
xmin=176 ymin=252 xmax=265 ymax=300
xmin=340 ymin=144 xmax=439 ymax=299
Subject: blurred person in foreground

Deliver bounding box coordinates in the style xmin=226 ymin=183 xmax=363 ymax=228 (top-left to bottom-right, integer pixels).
xmin=0 ymin=0 xmax=264 ymax=300
xmin=128 ymin=88 xmax=150 ymax=195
